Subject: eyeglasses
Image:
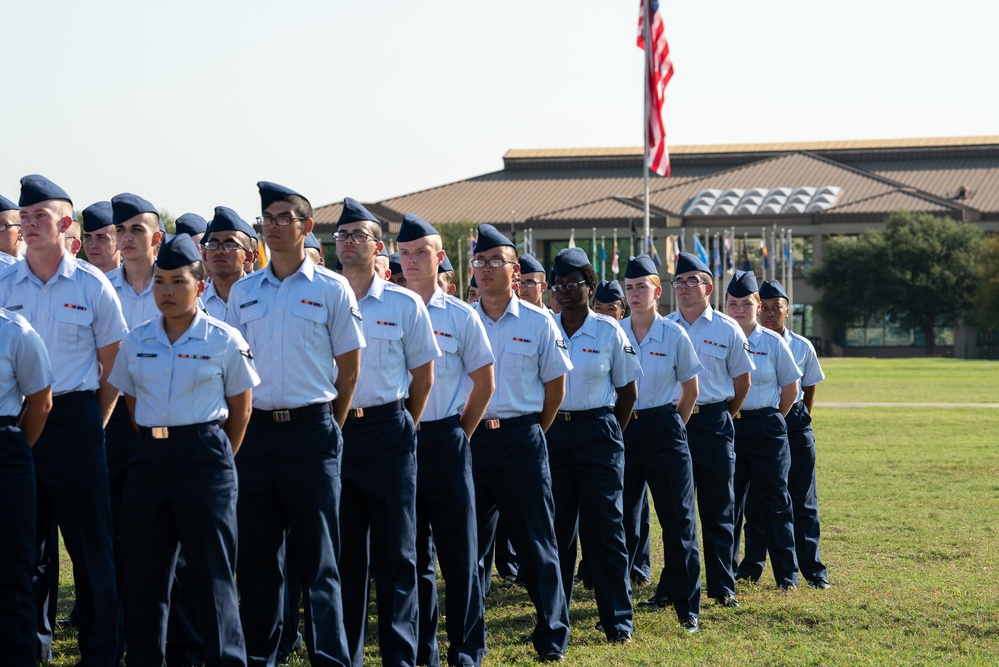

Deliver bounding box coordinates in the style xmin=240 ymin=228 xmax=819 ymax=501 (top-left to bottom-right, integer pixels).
xmin=670 ymin=278 xmax=709 ymax=289
xmin=331 ymin=231 xmax=376 ymax=243
xmin=256 ymin=215 xmax=306 ymax=227
xmin=470 ymin=259 xmax=517 ymax=269
xmin=0 ymin=223 xmax=21 ymax=232
xmin=202 ymin=240 xmax=248 ymax=252
xmin=521 ymin=280 xmax=543 ymax=289
xmin=550 ymin=280 xmax=587 ymax=294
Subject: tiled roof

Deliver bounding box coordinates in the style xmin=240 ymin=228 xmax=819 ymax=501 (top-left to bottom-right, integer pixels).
xmin=846 ymin=157 xmax=999 ymax=213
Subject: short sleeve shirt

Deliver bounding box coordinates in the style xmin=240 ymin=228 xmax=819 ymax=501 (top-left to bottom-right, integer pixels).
xmin=556 ymin=310 xmax=642 ymax=411
xmin=0 ymin=309 xmax=54 ymax=416
xmin=351 ymin=277 xmax=440 ymax=409
xmin=667 ymin=305 xmax=754 ymax=405
xmin=784 ymin=328 xmax=825 ymax=401
xmin=110 ymin=311 xmax=259 ymax=426
xmin=225 ymin=257 xmax=365 ymax=410
xmin=622 ymin=313 xmax=703 ymax=409
xmin=422 ymin=288 xmax=494 ymax=422
xmin=741 ymin=323 xmax=802 ymax=411
xmin=473 ymin=297 xmax=573 ymax=419
xmin=0 ymin=253 xmax=127 ymax=395
xmin=106 ymin=265 xmax=160 ymax=330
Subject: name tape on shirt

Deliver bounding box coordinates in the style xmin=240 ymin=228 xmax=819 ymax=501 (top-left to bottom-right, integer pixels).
xmin=137 ymin=353 xmax=157 ymax=358
xmin=239 ymin=300 xmax=258 ymax=309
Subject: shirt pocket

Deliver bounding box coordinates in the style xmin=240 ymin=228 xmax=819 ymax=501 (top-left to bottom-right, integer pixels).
xmin=366 ymin=324 xmax=405 ymax=370
xmin=291 ymin=300 xmax=328 ymax=351
xmin=502 ymin=338 xmax=538 ymax=382
xmin=236 ymin=301 xmax=268 ymax=349
xmin=54 ymin=305 xmax=94 ymax=352
xmin=434 ymin=332 xmax=459 ymax=377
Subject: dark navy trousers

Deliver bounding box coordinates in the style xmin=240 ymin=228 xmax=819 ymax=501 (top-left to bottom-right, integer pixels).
xmin=471 ymin=418 xmax=569 ymax=655
xmin=738 ymin=401 xmax=827 ymax=583
xmin=623 ymin=406 xmax=701 ymax=621
xmin=547 ymin=410 xmax=633 ymax=639
xmin=340 ymin=403 xmax=419 ymax=667
xmin=0 ymin=423 xmax=36 ymax=667
xmin=415 ymin=415 xmax=485 ymax=667
xmin=686 ymin=405 xmax=737 ymax=599
xmin=236 ymin=409 xmax=350 ymax=667
xmin=121 ymin=424 xmax=245 ymax=667
xmin=619 ymin=457 xmax=653 ymax=584
xmin=732 ymin=409 xmax=798 ymax=587
xmin=33 ymin=393 xmax=119 ymax=666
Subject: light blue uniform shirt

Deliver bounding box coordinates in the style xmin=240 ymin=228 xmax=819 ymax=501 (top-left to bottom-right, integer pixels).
xmin=741 ymin=323 xmax=802 ymax=411
xmin=201 ymin=280 xmax=228 ymax=321
xmin=622 ymin=313 xmax=703 ymax=410
xmin=784 ymin=328 xmax=825 ymax=402
xmin=556 ymin=310 xmax=642 ymax=411
xmin=110 ymin=311 xmax=259 ymax=427
xmin=421 ymin=288 xmax=494 ymax=423
xmin=473 ymin=297 xmax=572 ymax=420
xmin=667 ymin=306 xmax=754 ymax=406
xmin=351 ymin=277 xmax=440 ymax=409
xmin=0 ymin=309 xmax=54 ymax=416
xmin=107 ymin=265 xmax=160 ymax=330
xmin=0 ymin=253 xmax=127 ymax=395
xmin=0 ymin=252 xmax=17 ymax=267
xmin=226 ymin=258 xmax=365 ymax=411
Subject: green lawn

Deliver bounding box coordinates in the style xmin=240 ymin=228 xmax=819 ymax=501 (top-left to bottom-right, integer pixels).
xmin=50 ymin=360 xmax=999 ymax=666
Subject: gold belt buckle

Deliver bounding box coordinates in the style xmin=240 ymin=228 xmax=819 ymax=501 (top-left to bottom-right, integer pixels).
xmin=348 ymin=408 xmax=365 ymax=419
xmin=557 ymin=411 xmax=571 ymax=422
xmin=691 ymin=405 xmax=700 ymax=415
xmin=734 ymin=411 xmax=742 ymax=419
xmin=151 ymin=427 xmax=169 ymax=439
xmin=273 ymin=410 xmax=292 ymax=423
xmin=632 ymin=411 xmax=639 ymax=421
xmin=484 ymin=419 xmax=500 ymax=430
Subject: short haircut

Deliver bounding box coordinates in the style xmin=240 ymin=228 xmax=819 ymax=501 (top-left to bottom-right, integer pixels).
xmin=182 ymin=261 xmax=205 ymax=282
xmin=438 ymin=270 xmax=456 ymax=290
xmin=206 ymin=229 xmax=254 ymax=251
xmin=280 ymin=194 xmax=313 ymax=221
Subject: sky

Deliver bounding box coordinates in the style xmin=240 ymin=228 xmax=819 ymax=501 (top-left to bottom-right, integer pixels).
xmin=4 ymin=0 xmax=997 ymax=222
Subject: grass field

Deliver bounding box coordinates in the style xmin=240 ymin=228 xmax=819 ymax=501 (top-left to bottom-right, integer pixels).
xmin=50 ymin=359 xmax=999 ymax=665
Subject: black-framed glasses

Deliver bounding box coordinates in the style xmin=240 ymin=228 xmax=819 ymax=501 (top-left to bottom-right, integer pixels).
xmin=521 ymin=279 xmax=543 ymax=288
xmin=256 ymin=215 xmax=305 ymax=227
xmin=202 ymin=240 xmax=248 ymax=252
xmin=470 ymin=258 xmax=517 ymax=268
xmin=331 ymin=230 xmax=376 ymax=243
xmin=0 ymin=223 xmax=21 ymax=232
xmin=550 ymin=280 xmax=587 ymax=294
xmin=670 ymin=278 xmax=708 ymax=289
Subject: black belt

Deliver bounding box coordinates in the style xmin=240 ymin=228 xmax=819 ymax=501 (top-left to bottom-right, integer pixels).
xmin=555 ymin=406 xmax=613 ymax=422
xmin=139 ymin=421 xmax=220 ymax=440
xmin=480 ymin=413 xmax=539 ymax=431
xmin=252 ymin=402 xmax=331 ymax=424
xmin=346 ymin=399 xmax=405 ymax=421
xmin=418 ymin=414 xmax=461 ymax=431
xmin=53 ymin=390 xmax=96 ymax=407
xmin=0 ymin=416 xmax=18 ymax=427
xmin=687 ymin=401 xmax=728 ymax=417
xmin=632 ymin=404 xmax=676 ymax=420
xmin=735 ymin=406 xmax=778 ymax=419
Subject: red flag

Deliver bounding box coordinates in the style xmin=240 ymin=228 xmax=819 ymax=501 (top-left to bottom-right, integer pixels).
xmin=637 ymin=0 xmax=674 ymax=177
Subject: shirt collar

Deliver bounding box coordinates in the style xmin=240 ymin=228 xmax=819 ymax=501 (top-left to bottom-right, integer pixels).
xmin=363 ymin=275 xmax=388 ymax=302
xmin=260 ymin=256 xmax=316 ymax=286
xmin=427 ymin=287 xmax=448 ymax=310
xmin=16 ymin=250 xmax=77 ymax=286
xmin=147 ymin=310 xmax=210 ymax=345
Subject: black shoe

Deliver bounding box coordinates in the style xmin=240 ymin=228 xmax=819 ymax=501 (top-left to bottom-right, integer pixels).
xmin=808 ymin=577 xmax=831 ymax=589
xmin=631 ymin=574 xmax=651 ymax=587
xmin=778 ymin=582 xmax=798 ymax=593
xmin=680 ymin=616 xmax=699 ymax=634
xmin=538 ymin=647 xmax=565 ymax=662
xmin=714 ymin=594 xmax=739 ymax=607
xmin=594 ymin=621 xmax=603 ymax=631
xmin=735 ymin=571 xmax=760 ymax=586
xmin=637 ymin=594 xmax=671 ymax=610
xmin=610 ymin=630 xmax=632 ymax=644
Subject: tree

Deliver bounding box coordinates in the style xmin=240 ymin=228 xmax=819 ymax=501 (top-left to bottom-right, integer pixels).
xmin=809 ymin=211 xmax=987 ymax=354
xmin=975 ymin=236 xmax=999 ymax=329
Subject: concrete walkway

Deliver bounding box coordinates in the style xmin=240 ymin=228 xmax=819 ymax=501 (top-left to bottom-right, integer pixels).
xmin=816 ymin=402 xmax=999 ymax=409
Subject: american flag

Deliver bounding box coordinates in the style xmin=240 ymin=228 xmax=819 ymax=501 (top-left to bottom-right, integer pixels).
xmin=637 ymin=0 xmax=674 ymax=177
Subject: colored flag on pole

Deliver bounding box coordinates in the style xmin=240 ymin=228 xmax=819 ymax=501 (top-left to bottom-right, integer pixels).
xmin=693 ymin=234 xmax=709 ymax=266
xmin=665 ymin=235 xmax=676 ymax=274
xmin=740 ymin=236 xmax=751 ymax=271
xmin=712 ymin=235 xmax=721 ymax=277
xmin=647 ymin=234 xmax=662 ymax=266
xmin=257 ymin=238 xmax=268 ymax=269
xmin=638 ymin=0 xmax=674 ymax=177
xmin=611 ymin=229 xmax=620 ymax=274
xmin=724 ymin=231 xmax=734 ymax=274
xmin=568 ymin=228 xmax=576 ymax=248
xmin=467 ymin=229 xmax=476 ymax=277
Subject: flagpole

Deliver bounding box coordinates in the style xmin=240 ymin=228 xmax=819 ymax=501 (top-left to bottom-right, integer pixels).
xmin=642 ymin=1 xmax=651 ymax=261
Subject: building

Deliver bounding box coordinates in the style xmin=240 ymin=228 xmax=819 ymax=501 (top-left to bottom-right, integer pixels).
xmin=313 ymin=136 xmax=999 ymax=358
